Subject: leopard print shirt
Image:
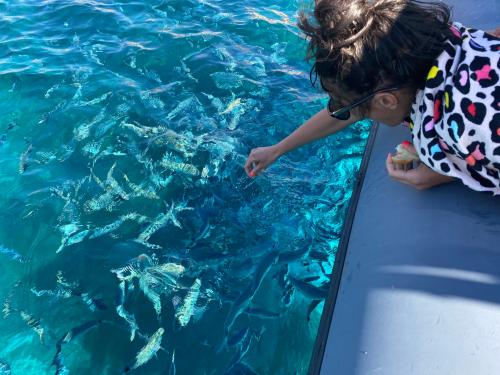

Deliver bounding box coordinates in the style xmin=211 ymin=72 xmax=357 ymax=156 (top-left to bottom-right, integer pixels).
xmin=409 ymin=22 xmax=500 ymax=195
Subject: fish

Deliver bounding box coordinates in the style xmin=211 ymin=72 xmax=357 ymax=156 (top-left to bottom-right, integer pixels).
xmin=210 ymin=72 xmax=243 ymax=90
xmin=123 ymin=174 xmax=159 ymax=200
xmin=56 ymin=227 xmax=91 ymax=253
xmin=169 ymin=350 xmax=176 ymax=375
xmin=307 ymin=300 xmax=322 ymax=322
xmin=57 ymin=270 xmax=77 ymax=289
xmin=2 ymin=297 xmax=11 ymax=319
xmin=89 ymin=213 xmax=147 ymax=240
xmin=115 ymin=281 xmax=138 ymax=341
xmin=220 ymin=97 xmax=242 ymax=115
xmin=112 ymin=255 xmax=184 ymax=332
xmin=79 ymin=91 xmax=112 ymax=106
xmin=225 ymin=328 xmax=253 ymax=374
xmin=166 ymin=97 xmax=197 ymax=121
xmin=79 ymin=292 xmax=107 ymax=312
xmin=137 ymin=201 xmax=193 ymax=242
xmin=104 ymin=163 xmax=129 ymax=201
xmin=277 ymin=245 xmax=310 ymax=263
xmin=20 ymin=310 xmax=45 ymax=344
xmin=288 ymin=275 xmax=329 ymax=299
xmin=160 ymin=152 xmax=200 ymax=177
xmin=19 ymin=143 xmax=33 ymax=174
xmin=0 ymin=360 xmax=11 ymax=375
xmin=140 ymin=262 xmax=185 ymax=317
xmin=226 ymin=326 xmax=250 ymax=348
xmin=2 ymin=282 xmax=20 ymax=320
xmin=30 ymin=287 xmax=72 ymax=299
xmin=175 ymin=278 xmax=202 ymax=327
xmin=125 ymin=327 xmax=164 ymax=372
xmin=224 ymin=251 xmax=278 ymax=333
xmin=202 ymin=92 xmax=225 ymax=112
xmin=73 ymin=108 xmax=106 ymax=141
xmin=137 ymin=212 xmax=170 ymax=242
xmin=52 ymin=320 xmax=102 ymax=375
xmin=0 ymin=244 xmax=29 ymax=263
xmin=88 ymin=217 xmax=127 ymax=240
xmin=302 ymin=275 xmax=321 ymax=283
xmin=245 ymin=306 xmax=282 ymax=319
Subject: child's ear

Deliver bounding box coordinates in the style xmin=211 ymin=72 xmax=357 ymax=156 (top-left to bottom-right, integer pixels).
xmin=373 ymin=92 xmax=399 ymax=111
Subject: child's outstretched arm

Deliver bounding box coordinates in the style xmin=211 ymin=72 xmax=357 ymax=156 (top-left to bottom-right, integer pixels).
xmin=244 ymin=108 xmax=358 ymax=177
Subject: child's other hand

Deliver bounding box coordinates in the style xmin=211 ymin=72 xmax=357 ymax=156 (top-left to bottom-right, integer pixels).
xmin=385 ymin=153 xmax=455 ymax=190
xmin=244 ymin=145 xmax=281 ymax=178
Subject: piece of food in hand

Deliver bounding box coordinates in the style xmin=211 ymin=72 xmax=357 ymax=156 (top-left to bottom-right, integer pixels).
xmin=391 ymin=141 xmax=420 ymax=171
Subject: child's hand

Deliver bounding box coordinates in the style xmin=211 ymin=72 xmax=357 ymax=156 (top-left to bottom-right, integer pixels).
xmin=385 ymin=153 xmax=455 ymax=190
xmin=244 ymin=145 xmax=281 ymax=178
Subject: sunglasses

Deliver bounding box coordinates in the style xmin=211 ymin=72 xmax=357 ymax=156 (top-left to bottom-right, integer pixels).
xmin=327 ymin=86 xmax=401 ymax=120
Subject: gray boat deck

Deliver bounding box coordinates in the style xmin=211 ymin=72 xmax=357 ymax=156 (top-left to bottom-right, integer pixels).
xmin=309 ymin=2 xmax=500 ymax=373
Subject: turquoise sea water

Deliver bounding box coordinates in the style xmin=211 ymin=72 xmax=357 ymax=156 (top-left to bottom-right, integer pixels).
xmin=0 ymin=1 xmax=370 ymax=374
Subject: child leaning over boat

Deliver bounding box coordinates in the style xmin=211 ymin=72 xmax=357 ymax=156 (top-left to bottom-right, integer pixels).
xmin=244 ymin=0 xmax=500 ymax=195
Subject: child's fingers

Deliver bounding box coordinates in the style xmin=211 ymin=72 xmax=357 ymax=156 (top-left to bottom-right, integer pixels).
xmin=386 ymin=153 xmax=407 ymax=180
xmin=385 ymin=153 xmax=396 ymax=176
xmin=244 ymin=159 xmax=260 ymax=178
xmin=244 ymin=157 xmax=256 ymax=176
xmin=250 ymin=162 xmax=263 ymax=178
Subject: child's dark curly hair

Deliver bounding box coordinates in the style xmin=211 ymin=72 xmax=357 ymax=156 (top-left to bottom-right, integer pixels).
xmin=298 ymin=0 xmax=454 ymax=104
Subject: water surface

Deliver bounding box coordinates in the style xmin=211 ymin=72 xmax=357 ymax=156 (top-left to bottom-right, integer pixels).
xmin=0 ymin=1 xmax=370 ymax=373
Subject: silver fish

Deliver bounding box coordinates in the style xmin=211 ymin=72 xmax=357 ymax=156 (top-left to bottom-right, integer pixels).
xmin=137 ymin=213 xmax=169 ymax=242
xmin=84 ymin=191 xmax=118 ymax=212
xmin=128 ymin=327 xmax=164 ymax=371
xmin=113 ymin=255 xmax=184 ymax=319
xmin=139 ymin=262 xmax=185 ymax=317
xmin=137 ymin=201 xmax=192 ymax=242
xmin=2 ymin=295 xmax=11 ymax=319
xmin=116 ymin=281 xmax=138 ymax=341
xmin=73 ymin=108 xmax=106 ymax=141
xmin=30 ymin=288 xmax=72 ymax=299
xmin=56 ymin=226 xmax=90 ymax=254
xmin=20 ymin=310 xmax=45 ymax=344
xmin=175 ymin=278 xmax=202 ymax=327
xmin=159 ymin=152 xmax=200 ymax=177
xmin=123 ymin=174 xmax=159 ymax=200
xmin=19 ymin=143 xmax=32 ymax=174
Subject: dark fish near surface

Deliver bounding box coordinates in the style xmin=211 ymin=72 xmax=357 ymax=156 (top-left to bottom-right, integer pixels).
xmin=73 ymin=291 xmax=107 ymax=312
xmin=225 ymin=329 xmax=253 ymax=374
xmin=52 ymin=320 xmax=103 ymax=375
xmin=226 ymin=326 xmax=250 ymax=348
xmin=306 ymin=299 xmax=322 ymax=322
xmin=288 ymin=275 xmax=329 ymax=300
xmin=224 ymin=251 xmax=278 ymax=334
xmin=245 ymin=306 xmax=282 ymax=319
xmin=301 ymin=275 xmax=320 ymax=283
xmin=277 ymin=245 xmax=310 ymax=263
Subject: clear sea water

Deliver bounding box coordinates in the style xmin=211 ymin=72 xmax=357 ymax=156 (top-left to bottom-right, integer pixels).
xmin=0 ymin=0 xmax=370 ymax=374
